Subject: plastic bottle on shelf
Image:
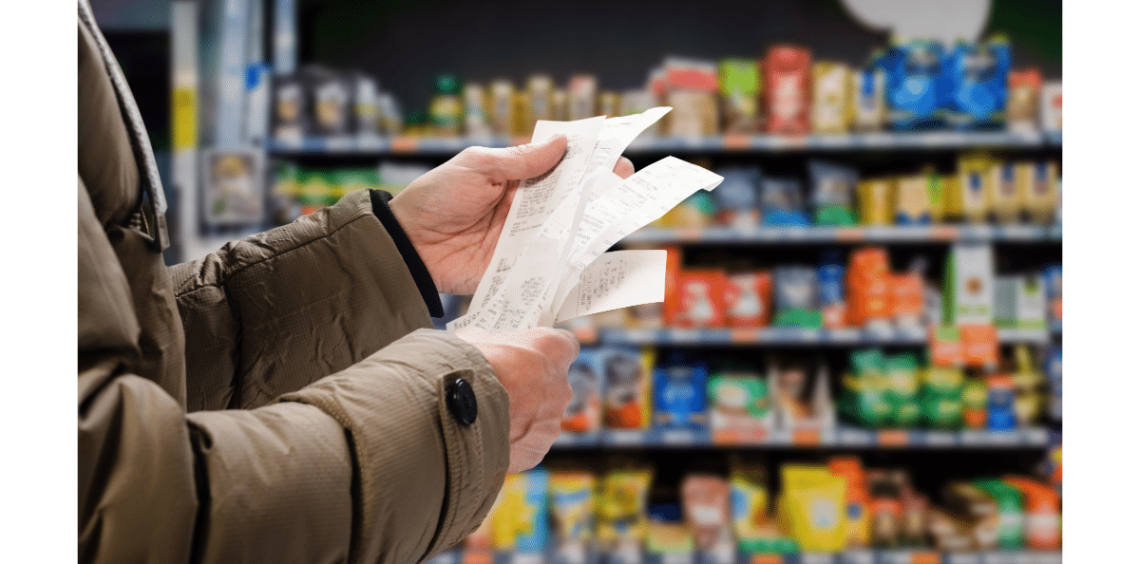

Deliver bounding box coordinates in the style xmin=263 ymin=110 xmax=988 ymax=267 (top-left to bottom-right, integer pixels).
xmin=429 ymin=74 xmax=463 ymax=137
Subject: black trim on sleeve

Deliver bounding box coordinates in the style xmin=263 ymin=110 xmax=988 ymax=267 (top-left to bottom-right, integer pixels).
xmin=369 ymin=190 xmax=445 ymax=318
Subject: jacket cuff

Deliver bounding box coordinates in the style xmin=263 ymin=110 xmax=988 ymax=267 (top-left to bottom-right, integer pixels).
xmin=370 ymin=190 xmax=444 ymax=318
xmin=276 ymin=328 xmax=509 ymax=564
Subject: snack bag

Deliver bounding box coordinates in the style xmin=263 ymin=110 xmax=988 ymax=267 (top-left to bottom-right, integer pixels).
xmin=986 ymin=374 xmax=1017 ymax=431
xmin=840 ymin=348 xmax=892 ymax=428
xmin=713 ymin=167 xmax=762 ymax=230
xmin=890 ymin=272 xmax=925 ymax=331
xmin=846 ymin=247 xmax=891 ymax=328
xmin=954 ymin=153 xmax=992 ymax=224
xmin=601 ymin=347 xmax=653 ymax=429
xmin=945 ymin=38 xmax=1011 ymax=130
xmin=491 ymin=469 xmax=549 ymax=552
xmin=1002 ymin=477 xmax=1060 ymax=550
xmin=653 ymin=355 xmax=709 ymax=428
xmin=272 ymin=75 xmax=308 ymax=141
xmin=673 ymin=270 xmax=728 ymax=328
xmin=779 ymin=465 xmax=847 ymax=552
xmin=719 ymin=58 xmax=762 ymax=134
xmin=597 ymin=469 xmax=654 ymax=549
xmin=943 ymin=482 xmax=999 ymax=551
xmin=828 ymin=457 xmax=871 ymax=547
xmin=919 ymin=366 xmax=964 ymax=429
xmin=884 ymin=354 xmax=921 ymax=427
xmin=724 ymin=271 xmax=773 ymax=327
xmin=563 ymin=349 xmax=604 ymax=434
xmin=682 ymin=474 xmax=734 ymax=552
xmin=989 ymin=160 xmax=1021 ymax=224
xmin=550 ymin=471 xmax=597 ymax=564
xmin=708 ymin=369 xmax=772 ymax=434
xmin=729 ymin=464 xmax=772 ymax=547
xmin=772 ymin=267 xmax=820 ymax=328
xmin=962 ymin=378 xmax=988 ymax=429
xmin=972 ymin=479 xmax=1025 ymax=549
xmin=881 ymin=40 xmax=948 ymax=130
xmin=1043 ymin=264 xmax=1062 ymax=322
xmin=808 ymin=160 xmax=859 ymax=226
xmin=818 ymin=251 xmax=847 ymax=329
xmin=1040 ymin=81 xmax=1062 ymax=133
xmin=763 ymin=45 xmax=812 ymax=135
xmin=1017 ymin=161 xmax=1059 ymax=224
xmin=645 ymin=504 xmax=695 ymax=555
xmin=760 ymin=178 xmax=810 ymax=226
xmin=867 ymin=470 xmax=904 ymax=548
xmin=664 ymin=58 xmax=719 ymax=136
xmin=812 ymin=61 xmax=852 ymax=133
xmin=429 ymin=74 xmax=463 ymax=136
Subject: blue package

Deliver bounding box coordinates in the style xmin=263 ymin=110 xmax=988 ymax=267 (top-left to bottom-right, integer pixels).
xmin=653 ymin=354 xmax=709 ymax=429
xmin=760 ymin=178 xmax=810 ymax=226
xmin=881 ymin=40 xmax=950 ymax=131
xmin=564 ymin=348 xmax=604 ymax=434
xmin=1046 ymin=346 xmax=1061 ymax=422
xmin=818 ymin=263 xmax=845 ymax=309
xmin=714 ymin=167 xmax=762 ymax=230
xmin=946 ymin=38 xmax=1011 ymax=130
xmin=987 ymin=378 xmax=1018 ymax=431
xmin=510 ymin=468 xmax=550 ymax=553
xmin=1042 ymin=264 xmax=1062 ymax=302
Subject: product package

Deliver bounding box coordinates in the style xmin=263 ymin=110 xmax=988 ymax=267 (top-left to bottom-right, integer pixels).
xmin=846 ymin=247 xmax=891 ymax=329
xmin=840 ymin=349 xmax=893 ymax=428
xmin=602 ymin=348 xmax=654 ymax=429
xmin=202 ymin=150 xmax=264 ymax=226
xmin=491 ymin=469 xmax=550 ymax=552
xmin=945 ymin=38 xmax=1011 ymax=130
xmin=890 ymin=272 xmax=925 ymax=332
xmin=989 ymin=160 xmax=1021 ymax=223
xmin=489 ymin=79 xmax=516 ymax=136
xmin=644 ymin=504 xmax=694 ymax=556
xmin=867 ymin=470 xmax=904 ymax=548
xmin=772 ymin=359 xmax=834 ymax=430
xmin=1007 ymin=68 xmax=1042 ymax=132
xmin=808 ymin=160 xmax=859 ymax=226
xmin=428 ymin=75 xmax=462 ymax=136
xmin=818 ymin=257 xmax=847 ymax=329
xmin=272 ymin=75 xmax=308 ymax=141
xmin=952 ymin=153 xmax=992 ymax=224
xmin=724 ymin=271 xmax=773 ymax=327
xmin=568 ymin=75 xmax=598 ymax=122
xmin=894 ymin=174 xmax=933 ymax=225
xmin=550 ymin=471 xmax=598 ymax=563
xmin=778 ymin=465 xmax=847 ymax=552
xmin=1040 ymin=81 xmax=1062 ymax=133
xmin=763 ymin=45 xmax=812 ymax=135
xmin=760 ymin=178 xmax=810 ymax=226
xmin=1002 ymin=477 xmax=1061 ymax=550
xmin=828 ymin=457 xmax=871 ymax=548
xmin=526 ymin=75 xmax=554 ymax=124
xmin=971 ymin=479 xmax=1024 ymax=549
xmin=463 ymin=83 xmax=491 ymax=137
xmin=857 ymin=178 xmax=894 ymax=226
xmin=1046 ymin=346 xmax=1062 ymax=422
xmin=772 ymin=267 xmax=820 ymax=328
xmin=985 ymin=374 xmax=1017 ymax=431
xmin=919 ymin=366 xmax=964 ymax=429
xmin=351 ymin=73 xmax=380 ymax=137
xmin=1010 ymin=345 xmax=1046 ymax=428
xmin=719 ymin=59 xmax=762 ymax=133
xmin=662 ymin=190 xmax=718 ymax=229
xmin=303 ymin=66 xmax=353 ymax=137
xmin=884 ymin=354 xmax=921 ymax=427
xmin=599 ymin=91 xmax=622 ymax=118
xmin=812 ymin=61 xmax=852 ymax=133
xmin=708 ymin=368 xmax=773 ymax=436
xmin=1043 ymin=264 xmax=1062 ymax=322
xmin=1016 ymin=161 xmax=1059 ymax=224
xmin=852 ymin=65 xmax=887 ymax=131
xmin=943 ymin=242 xmax=995 ymax=326
xmin=564 ymin=349 xmax=604 ymax=434
xmin=881 ymin=40 xmax=948 ymax=130
xmin=962 ymin=378 xmax=988 ymax=429
xmin=551 ymin=88 xmax=569 ymax=121
xmin=664 ymin=58 xmax=719 ymax=136
xmin=713 ymin=167 xmax=762 ymax=230
xmin=682 ymin=474 xmax=734 ymax=554
xmin=671 ymin=270 xmax=728 ymax=328
xmin=653 ymin=355 xmax=709 ymax=429
xmin=729 ymin=463 xmax=777 ymax=552
xmin=597 ymin=469 xmax=654 ymax=553
xmin=995 ymin=274 xmax=1047 ymax=330
xmin=942 ymin=482 xmax=1000 ymax=551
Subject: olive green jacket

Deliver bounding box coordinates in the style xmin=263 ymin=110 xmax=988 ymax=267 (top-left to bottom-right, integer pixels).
xmin=77 ymin=5 xmax=508 ymax=563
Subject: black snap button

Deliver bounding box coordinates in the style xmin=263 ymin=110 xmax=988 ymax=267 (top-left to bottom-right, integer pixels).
xmin=446 ymin=378 xmax=478 ymax=426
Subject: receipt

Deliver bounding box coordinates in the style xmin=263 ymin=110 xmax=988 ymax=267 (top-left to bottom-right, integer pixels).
xmin=554 ymin=250 xmax=667 ymax=323
xmin=465 ymin=116 xmax=605 ymax=316
xmin=448 ymin=108 xmax=723 ymax=334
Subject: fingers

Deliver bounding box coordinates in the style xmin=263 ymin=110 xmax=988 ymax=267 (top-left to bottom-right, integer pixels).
xmin=531 ymin=327 xmax=580 ymax=372
xmin=613 ymin=157 xmax=635 ymax=179
xmin=462 ymin=135 xmax=569 ymax=182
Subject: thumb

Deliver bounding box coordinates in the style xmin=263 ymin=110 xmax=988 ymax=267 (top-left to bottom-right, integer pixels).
xmin=467 ymin=134 xmax=568 ymax=182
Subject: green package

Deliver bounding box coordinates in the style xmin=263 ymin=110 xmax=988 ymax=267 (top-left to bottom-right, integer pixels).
xmin=299 ymin=169 xmax=334 ymax=208
xmin=709 ymin=373 xmax=770 ymax=419
xmin=963 ymin=379 xmax=988 ymax=410
xmin=973 ymin=479 xmax=1025 ymax=549
xmin=920 ymin=367 xmax=964 ymax=429
xmin=884 ymin=354 xmax=920 ymax=427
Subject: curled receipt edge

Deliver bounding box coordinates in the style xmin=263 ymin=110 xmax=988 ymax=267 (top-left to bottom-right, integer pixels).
xmin=448 ymin=107 xmax=724 ymax=333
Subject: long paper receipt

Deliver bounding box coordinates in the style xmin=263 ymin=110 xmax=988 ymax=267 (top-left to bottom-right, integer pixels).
xmin=448 ymin=107 xmax=723 ymax=333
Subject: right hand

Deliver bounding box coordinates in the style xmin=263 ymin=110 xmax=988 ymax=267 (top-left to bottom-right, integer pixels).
xmin=456 ymin=327 xmax=579 ymax=473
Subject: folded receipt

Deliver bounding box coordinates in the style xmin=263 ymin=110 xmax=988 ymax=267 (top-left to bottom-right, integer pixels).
xmin=448 ymin=107 xmax=723 ymax=333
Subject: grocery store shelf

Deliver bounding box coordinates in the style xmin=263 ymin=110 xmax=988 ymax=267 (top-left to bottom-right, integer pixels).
xmin=427 ymin=549 xmax=1062 ymax=564
xmin=552 ymin=426 xmax=1051 ymax=449
xmin=594 ymin=327 xmax=1050 ymax=347
xmin=621 ymin=225 xmax=1062 ymax=245
xmin=267 ymin=130 xmax=1061 ymax=157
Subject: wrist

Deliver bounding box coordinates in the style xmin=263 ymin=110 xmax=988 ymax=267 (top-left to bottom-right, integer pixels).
xmin=369 ymin=190 xmax=444 ymax=317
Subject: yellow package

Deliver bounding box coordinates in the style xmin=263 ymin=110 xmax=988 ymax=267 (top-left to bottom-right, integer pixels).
xmin=924 ymin=169 xmax=946 ymax=222
xmin=512 ymin=91 xmax=533 ymax=136
xmin=954 ymin=154 xmax=992 ymax=224
xmin=730 ymin=466 xmax=771 ymax=542
xmin=550 ymin=472 xmax=597 ymax=544
xmin=491 ymin=470 xmax=549 ymax=551
xmin=894 ymin=174 xmax=932 ymax=225
xmin=1016 ymin=161 xmax=1059 ymax=224
xmin=858 ymin=179 xmax=894 ymax=226
xmin=597 ymin=469 xmax=653 ymax=547
xmin=989 ymin=160 xmax=1020 ymax=224
xmin=812 ymin=62 xmax=853 ymax=134
xmin=940 ymin=174 xmax=960 ymax=220
xmin=779 ymin=465 xmax=848 ymax=552
xmin=489 ymin=80 xmax=515 ymax=137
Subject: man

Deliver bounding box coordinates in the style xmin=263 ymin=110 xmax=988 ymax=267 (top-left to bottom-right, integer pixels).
xmin=77 ymin=2 xmax=635 ymax=563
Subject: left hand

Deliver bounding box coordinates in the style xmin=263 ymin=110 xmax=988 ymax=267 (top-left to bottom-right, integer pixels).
xmin=389 ymin=136 xmax=636 ymax=294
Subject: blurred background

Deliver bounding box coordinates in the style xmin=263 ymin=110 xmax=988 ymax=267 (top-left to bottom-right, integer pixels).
xmin=91 ymin=0 xmax=1061 ymax=562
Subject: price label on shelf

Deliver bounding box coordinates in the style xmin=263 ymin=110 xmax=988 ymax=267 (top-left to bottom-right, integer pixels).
xmin=461 ymin=550 xmax=492 ymax=564
xmin=909 ymin=552 xmax=941 ymax=564
xmin=390 ymin=137 xmax=418 ymax=152
xmin=836 ymin=227 xmax=864 ymax=241
xmin=730 ymin=328 xmax=760 ymax=343
xmin=792 ymin=429 xmax=820 ymax=446
xmin=722 ymin=134 xmax=751 ymax=150
xmin=750 ymin=555 xmax=783 ymax=564
xmin=878 ymin=429 xmax=909 ymax=447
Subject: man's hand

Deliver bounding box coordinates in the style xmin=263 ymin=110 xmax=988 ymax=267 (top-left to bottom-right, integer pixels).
xmin=455 ymin=327 xmax=579 ymax=473
xmin=389 ymin=136 xmax=636 ymax=294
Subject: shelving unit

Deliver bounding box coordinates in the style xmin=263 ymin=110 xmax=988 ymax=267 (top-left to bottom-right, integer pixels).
xmin=553 ymin=427 xmax=1053 ymax=450
xmin=587 ymin=327 xmax=1053 ymax=347
xmin=425 ymin=549 xmax=1064 ymax=564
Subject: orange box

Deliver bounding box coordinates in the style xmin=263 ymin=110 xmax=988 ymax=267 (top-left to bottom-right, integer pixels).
xmin=890 ymin=273 xmax=925 ymax=321
xmin=929 ymin=325 xmax=964 ymax=367
xmin=724 ymin=271 xmax=773 ymax=327
xmin=671 ymin=270 xmax=728 ymax=328
xmin=961 ymin=324 xmax=999 ymax=368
